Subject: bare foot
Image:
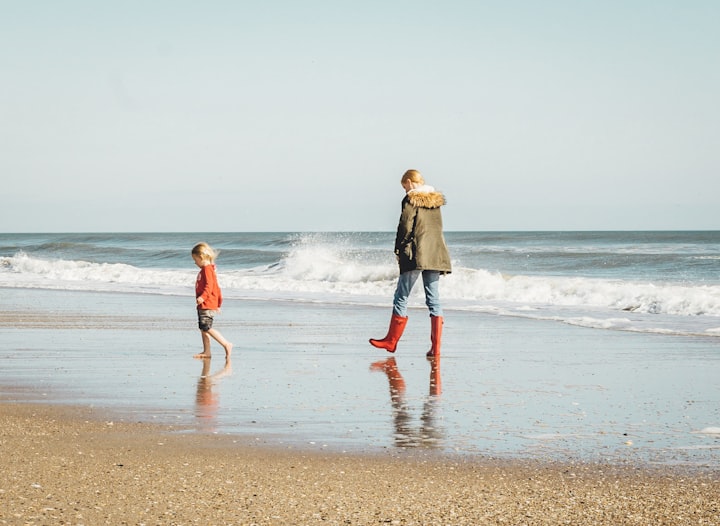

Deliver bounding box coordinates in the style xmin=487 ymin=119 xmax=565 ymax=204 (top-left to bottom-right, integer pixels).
xmin=224 ymin=343 xmax=233 ymax=358
xmin=193 ymin=352 xmax=212 ymax=359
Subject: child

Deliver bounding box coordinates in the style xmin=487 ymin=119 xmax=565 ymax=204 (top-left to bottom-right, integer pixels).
xmin=369 ymin=169 xmax=451 ymax=357
xmin=191 ymin=242 xmax=233 ymax=359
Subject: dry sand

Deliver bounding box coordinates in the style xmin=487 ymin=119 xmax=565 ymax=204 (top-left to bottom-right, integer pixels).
xmin=1 ymin=402 xmax=718 ymax=526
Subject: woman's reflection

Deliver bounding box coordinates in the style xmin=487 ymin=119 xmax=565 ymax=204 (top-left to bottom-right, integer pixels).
xmin=195 ymin=358 xmax=232 ymax=431
xmin=370 ymin=357 xmax=443 ymax=448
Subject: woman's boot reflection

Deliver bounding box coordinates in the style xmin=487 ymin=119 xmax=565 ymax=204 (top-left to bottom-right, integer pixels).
xmin=370 ymin=357 xmax=443 ymax=448
xmin=421 ymin=357 xmax=443 ymax=445
xmin=428 ymin=356 xmax=441 ymax=396
xmin=370 ymin=358 xmax=412 ymax=446
xmin=195 ymin=358 xmax=232 ymax=431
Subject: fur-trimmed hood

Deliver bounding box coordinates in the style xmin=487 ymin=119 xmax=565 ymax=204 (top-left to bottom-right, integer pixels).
xmin=406 ymin=185 xmax=446 ymax=209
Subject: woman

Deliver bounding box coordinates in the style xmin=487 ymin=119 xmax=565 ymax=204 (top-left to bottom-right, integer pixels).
xmin=370 ymin=169 xmax=452 ymax=357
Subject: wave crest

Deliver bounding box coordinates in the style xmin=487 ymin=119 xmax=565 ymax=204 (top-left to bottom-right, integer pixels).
xmin=2 ymin=250 xmax=720 ymax=322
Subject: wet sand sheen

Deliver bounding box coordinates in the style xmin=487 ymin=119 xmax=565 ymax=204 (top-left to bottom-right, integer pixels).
xmin=2 ymin=402 xmax=718 ymax=525
xmin=1 ymin=287 xmax=719 ymax=523
xmin=1 ymin=288 xmax=719 ymax=467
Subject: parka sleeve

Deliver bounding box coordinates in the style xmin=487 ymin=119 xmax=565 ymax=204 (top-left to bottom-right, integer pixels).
xmin=394 ymin=198 xmax=417 ymax=257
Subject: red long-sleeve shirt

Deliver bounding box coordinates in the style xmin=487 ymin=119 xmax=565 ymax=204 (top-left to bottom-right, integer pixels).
xmin=195 ymin=264 xmax=223 ymax=310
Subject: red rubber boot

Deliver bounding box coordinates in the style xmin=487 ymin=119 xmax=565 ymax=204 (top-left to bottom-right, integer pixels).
xmin=426 ymin=315 xmax=443 ymax=357
xmin=369 ymin=313 xmax=408 ymax=353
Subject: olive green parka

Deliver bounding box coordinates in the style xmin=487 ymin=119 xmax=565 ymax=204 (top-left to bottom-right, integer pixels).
xmin=394 ymin=185 xmax=452 ymax=275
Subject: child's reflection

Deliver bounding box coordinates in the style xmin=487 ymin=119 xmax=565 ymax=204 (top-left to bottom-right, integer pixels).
xmin=370 ymin=357 xmax=443 ymax=448
xmin=195 ymin=358 xmax=232 ymax=431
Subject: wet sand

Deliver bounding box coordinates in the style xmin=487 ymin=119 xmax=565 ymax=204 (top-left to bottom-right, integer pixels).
xmin=1 ymin=288 xmax=719 ymax=523
xmin=2 ymin=288 xmax=719 ymax=467
xmin=2 ymin=401 xmax=718 ymax=525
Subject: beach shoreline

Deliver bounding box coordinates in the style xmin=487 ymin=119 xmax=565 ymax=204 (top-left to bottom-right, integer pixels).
xmin=1 ymin=287 xmax=719 ymax=468
xmin=1 ymin=400 xmax=718 ymax=525
xmin=1 ymin=283 xmax=719 ymax=523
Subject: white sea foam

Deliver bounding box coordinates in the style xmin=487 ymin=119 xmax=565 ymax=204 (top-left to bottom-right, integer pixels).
xmin=2 ymin=249 xmax=720 ymax=337
xmin=442 ymin=267 xmax=720 ymax=317
xmin=0 ymin=251 xmax=193 ymax=295
xmin=693 ymin=427 xmax=720 ymax=435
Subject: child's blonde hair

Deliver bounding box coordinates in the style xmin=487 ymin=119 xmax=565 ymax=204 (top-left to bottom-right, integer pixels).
xmin=401 ymin=169 xmax=425 ymax=185
xmin=192 ymin=242 xmax=218 ymax=264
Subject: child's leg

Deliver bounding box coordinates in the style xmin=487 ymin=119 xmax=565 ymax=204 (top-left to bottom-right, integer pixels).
xmin=194 ymin=310 xmax=232 ymax=358
xmin=207 ymin=328 xmax=233 ymax=358
xmin=193 ymin=330 xmax=213 ymax=359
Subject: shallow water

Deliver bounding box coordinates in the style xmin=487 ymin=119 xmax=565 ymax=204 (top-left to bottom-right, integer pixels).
xmin=3 ymin=231 xmax=720 ymax=337
xmin=1 ymin=288 xmax=719 ymax=470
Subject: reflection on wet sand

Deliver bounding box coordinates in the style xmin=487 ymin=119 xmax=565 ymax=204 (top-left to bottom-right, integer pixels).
xmin=195 ymin=358 xmax=233 ymax=431
xmin=370 ymin=357 xmax=443 ymax=448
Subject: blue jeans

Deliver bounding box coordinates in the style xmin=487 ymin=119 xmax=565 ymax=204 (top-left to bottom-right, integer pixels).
xmin=392 ymin=270 xmax=442 ymax=317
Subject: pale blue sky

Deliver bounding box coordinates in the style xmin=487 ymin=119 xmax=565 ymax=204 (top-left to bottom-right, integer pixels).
xmin=2 ymin=1 xmax=718 ymax=232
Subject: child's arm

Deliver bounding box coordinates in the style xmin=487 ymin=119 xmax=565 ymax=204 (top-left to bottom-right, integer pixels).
xmin=196 ymin=266 xmax=214 ymax=305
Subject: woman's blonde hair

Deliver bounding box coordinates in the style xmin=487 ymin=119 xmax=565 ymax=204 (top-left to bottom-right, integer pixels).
xmin=192 ymin=242 xmax=218 ymax=264
xmin=401 ymin=169 xmax=425 ymax=185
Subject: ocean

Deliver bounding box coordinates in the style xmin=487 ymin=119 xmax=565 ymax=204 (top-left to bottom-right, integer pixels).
xmin=1 ymin=231 xmax=719 ymax=468
xmin=2 ymin=231 xmax=719 ymax=337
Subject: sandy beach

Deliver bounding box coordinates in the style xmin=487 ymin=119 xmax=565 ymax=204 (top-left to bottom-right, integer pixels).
xmin=1 ymin=287 xmax=719 ymax=524
xmin=2 ymin=401 xmax=718 ymax=525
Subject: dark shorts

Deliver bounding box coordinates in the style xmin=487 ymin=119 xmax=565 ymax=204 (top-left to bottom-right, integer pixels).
xmin=197 ymin=309 xmax=216 ymax=332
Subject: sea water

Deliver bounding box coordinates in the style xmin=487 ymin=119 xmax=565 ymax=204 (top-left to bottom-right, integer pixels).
xmin=1 ymin=232 xmax=719 ymax=468
xmin=2 ymin=231 xmax=719 ymax=337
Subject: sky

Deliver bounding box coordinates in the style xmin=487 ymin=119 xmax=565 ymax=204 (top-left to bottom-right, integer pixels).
xmin=1 ymin=1 xmax=719 ymax=232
